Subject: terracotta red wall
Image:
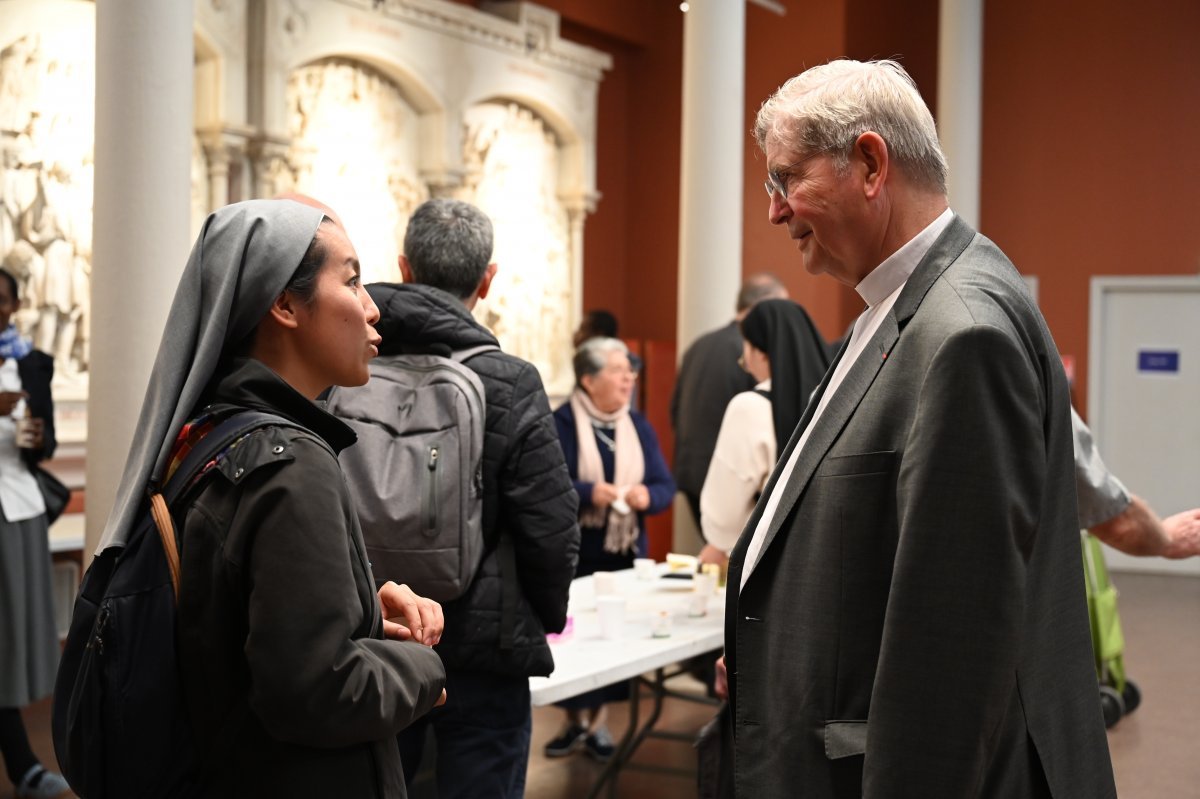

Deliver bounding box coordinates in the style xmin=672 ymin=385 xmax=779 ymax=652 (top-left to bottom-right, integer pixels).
xmin=538 ymin=6 xmax=682 ymax=345
xmin=741 ymin=1 xmax=852 ymax=343
xmin=980 ymin=0 xmax=1200 ymax=418
xmin=558 ymin=20 xmax=632 ymax=321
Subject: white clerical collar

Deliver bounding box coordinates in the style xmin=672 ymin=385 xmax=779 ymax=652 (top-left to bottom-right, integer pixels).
xmin=855 ymin=207 xmax=954 ymax=307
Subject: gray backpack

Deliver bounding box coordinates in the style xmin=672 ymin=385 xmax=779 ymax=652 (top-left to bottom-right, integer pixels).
xmin=326 ymin=345 xmax=498 ymax=601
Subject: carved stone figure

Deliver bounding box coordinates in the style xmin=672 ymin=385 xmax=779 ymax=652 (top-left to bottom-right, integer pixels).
xmin=0 ymin=32 xmax=94 ymax=390
xmin=191 ymin=133 xmax=210 ymax=240
xmin=462 ymin=102 xmax=573 ymax=395
xmin=285 ymin=58 xmax=426 ymax=285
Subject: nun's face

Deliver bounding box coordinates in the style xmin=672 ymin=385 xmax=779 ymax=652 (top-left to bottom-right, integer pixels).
xmin=293 ymin=224 xmax=381 ymax=389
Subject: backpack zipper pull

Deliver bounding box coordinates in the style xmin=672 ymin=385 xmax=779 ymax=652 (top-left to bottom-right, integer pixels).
xmin=425 ymin=447 xmax=439 ymax=536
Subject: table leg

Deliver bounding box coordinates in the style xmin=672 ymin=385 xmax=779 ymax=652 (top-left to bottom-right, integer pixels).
xmin=583 ymin=664 xmax=720 ymax=797
xmin=585 ymin=675 xmax=642 ymax=799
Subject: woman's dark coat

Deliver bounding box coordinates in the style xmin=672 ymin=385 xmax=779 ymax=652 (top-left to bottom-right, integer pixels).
xmin=176 ymin=358 xmax=446 ymax=798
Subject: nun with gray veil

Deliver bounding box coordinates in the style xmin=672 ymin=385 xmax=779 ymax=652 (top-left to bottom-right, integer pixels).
xmin=87 ymin=198 xmax=447 ymax=797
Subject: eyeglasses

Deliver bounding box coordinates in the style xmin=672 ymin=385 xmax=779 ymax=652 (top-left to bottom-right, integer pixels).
xmin=763 ymin=145 xmax=838 ymax=202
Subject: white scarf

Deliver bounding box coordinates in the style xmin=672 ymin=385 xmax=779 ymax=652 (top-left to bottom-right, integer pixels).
xmin=570 ymin=387 xmax=644 ymax=554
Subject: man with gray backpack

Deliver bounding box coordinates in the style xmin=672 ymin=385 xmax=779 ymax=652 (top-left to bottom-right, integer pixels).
xmin=326 ymin=199 xmax=579 ymax=798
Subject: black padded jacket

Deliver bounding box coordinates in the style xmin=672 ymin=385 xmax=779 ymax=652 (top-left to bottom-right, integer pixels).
xmin=367 ymin=282 xmax=580 ymax=677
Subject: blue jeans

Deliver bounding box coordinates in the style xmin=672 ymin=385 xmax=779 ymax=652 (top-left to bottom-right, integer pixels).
xmin=397 ymin=669 xmax=532 ymax=799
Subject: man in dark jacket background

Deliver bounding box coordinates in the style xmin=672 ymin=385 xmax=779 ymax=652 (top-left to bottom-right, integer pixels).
xmin=378 ymin=198 xmax=580 ymax=798
xmin=670 ymin=273 xmax=789 ymax=535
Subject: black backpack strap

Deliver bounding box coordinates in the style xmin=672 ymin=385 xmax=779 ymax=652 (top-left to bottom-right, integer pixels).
xmin=160 ymin=410 xmax=298 ymax=504
xmin=160 ymin=410 xmax=300 ymax=786
xmin=153 ymin=410 xmax=302 ymax=598
xmin=753 ymin=388 xmax=771 ymax=400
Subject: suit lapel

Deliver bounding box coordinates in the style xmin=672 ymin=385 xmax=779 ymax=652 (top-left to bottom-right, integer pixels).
xmin=746 ymin=314 xmax=899 ymax=574
xmin=740 ymin=214 xmax=978 ymax=579
xmin=727 ymin=333 xmax=848 ymax=591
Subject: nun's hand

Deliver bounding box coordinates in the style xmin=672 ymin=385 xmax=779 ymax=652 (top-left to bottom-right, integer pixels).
xmin=379 ymin=581 xmax=443 ymax=646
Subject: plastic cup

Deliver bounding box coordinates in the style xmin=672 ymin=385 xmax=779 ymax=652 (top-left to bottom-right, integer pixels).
xmin=593 ymin=571 xmax=620 ymax=596
xmin=596 ymin=596 xmax=626 ymax=640
xmin=633 ymin=558 xmax=657 ymax=581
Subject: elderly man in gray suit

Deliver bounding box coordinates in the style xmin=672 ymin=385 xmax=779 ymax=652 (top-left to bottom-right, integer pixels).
xmin=718 ymin=59 xmax=1115 ymax=797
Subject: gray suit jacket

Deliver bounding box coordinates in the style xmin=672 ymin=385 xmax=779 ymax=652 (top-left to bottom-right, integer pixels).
xmin=724 ymin=216 xmax=1115 ymax=798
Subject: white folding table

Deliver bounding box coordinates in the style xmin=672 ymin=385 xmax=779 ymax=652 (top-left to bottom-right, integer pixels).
xmin=530 ymin=567 xmax=725 ymax=798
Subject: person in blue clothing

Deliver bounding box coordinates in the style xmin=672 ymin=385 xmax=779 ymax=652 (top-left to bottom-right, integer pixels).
xmin=548 ymin=336 xmax=675 ymax=761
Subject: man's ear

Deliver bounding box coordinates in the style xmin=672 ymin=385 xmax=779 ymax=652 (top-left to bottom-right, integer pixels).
xmin=855 ymin=131 xmax=889 ymax=200
xmin=475 ymin=262 xmax=499 ymax=300
xmin=266 ymin=290 xmax=302 ymax=330
xmin=398 ymin=254 xmax=415 ymax=284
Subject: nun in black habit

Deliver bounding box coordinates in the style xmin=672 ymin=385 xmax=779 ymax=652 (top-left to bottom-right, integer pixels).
xmin=698 ymin=298 xmax=831 ymax=563
xmin=91 ymin=198 xmax=446 ymax=797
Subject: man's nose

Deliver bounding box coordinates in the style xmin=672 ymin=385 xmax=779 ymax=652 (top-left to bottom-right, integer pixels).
xmin=767 ymin=193 xmax=789 ymax=225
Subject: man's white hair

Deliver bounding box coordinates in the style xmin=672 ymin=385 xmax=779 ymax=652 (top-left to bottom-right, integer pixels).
xmin=755 ymin=59 xmax=948 ymax=194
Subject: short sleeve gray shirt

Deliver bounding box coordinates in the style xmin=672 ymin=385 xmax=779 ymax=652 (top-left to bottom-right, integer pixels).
xmin=1072 ymin=407 xmax=1131 ymax=529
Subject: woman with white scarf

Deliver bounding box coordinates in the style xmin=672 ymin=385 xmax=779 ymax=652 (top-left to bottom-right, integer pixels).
xmin=547 ymin=337 xmax=674 ymax=762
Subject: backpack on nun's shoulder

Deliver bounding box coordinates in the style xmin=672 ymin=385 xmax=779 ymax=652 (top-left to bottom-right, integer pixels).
xmin=52 ymin=411 xmax=305 ymax=799
xmin=325 ymin=344 xmax=497 ymax=602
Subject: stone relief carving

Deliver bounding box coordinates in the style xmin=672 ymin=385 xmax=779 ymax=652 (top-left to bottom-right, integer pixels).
xmin=279 ymin=0 xmax=310 ymax=44
xmin=283 ymin=58 xmax=426 ymax=284
xmin=462 ymin=101 xmax=572 ymax=395
xmin=190 ymin=133 xmax=210 ymax=240
xmin=0 ymin=32 xmax=94 ymax=393
xmin=0 ymin=2 xmax=603 ymax=411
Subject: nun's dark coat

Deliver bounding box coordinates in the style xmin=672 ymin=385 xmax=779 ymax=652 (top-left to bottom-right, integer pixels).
xmin=177 ymin=358 xmax=445 ymax=798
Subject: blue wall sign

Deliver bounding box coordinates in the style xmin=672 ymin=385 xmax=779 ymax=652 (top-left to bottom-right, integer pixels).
xmin=1137 ymin=350 xmax=1180 ymax=373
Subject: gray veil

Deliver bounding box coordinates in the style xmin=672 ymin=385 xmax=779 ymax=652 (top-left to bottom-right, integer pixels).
xmin=96 ymin=198 xmax=324 ymax=551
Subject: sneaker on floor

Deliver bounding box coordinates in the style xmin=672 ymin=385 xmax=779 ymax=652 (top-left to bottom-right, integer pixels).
xmin=544 ymin=723 xmax=588 ymax=757
xmin=15 ymin=765 xmax=72 ymax=799
xmin=585 ymin=726 xmax=616 ymax=763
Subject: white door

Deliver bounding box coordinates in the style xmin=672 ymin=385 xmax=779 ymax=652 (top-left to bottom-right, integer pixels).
xmin=1089 ymin=276 xmax=1200 ymax=575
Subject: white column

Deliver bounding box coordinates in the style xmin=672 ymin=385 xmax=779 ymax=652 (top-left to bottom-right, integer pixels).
xmin=937 ymin=0 xmax=984 ymax=228
xmin=88 ymin=0 xmax=194 ymax=558
xmin=676 ymin=0 xmax=745 ymax=355
xmin=673 ymin=1 xmax=745 ymax=554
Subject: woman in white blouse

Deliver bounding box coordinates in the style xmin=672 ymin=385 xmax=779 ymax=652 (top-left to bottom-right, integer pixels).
xmin=698 ymin=299 xmax=831 ymax=566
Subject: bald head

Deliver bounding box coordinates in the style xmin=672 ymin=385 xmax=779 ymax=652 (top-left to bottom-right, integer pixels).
xmin=273 ymin=191 xmax=345 ymax=229
xmin=736 ymin=273 xmax=789 ymax=318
